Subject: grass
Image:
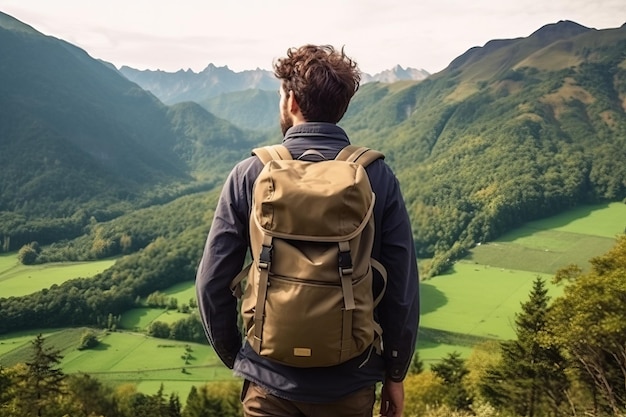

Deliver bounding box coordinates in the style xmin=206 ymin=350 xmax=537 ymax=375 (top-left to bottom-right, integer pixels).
xmin=119 ymin=281 xmax=199 ymax=331
xmin=420 ymin=263 xmax=558 ymax=340
xmin=502 ymin=202 xmax=626 ymax=238
xmin=466 ymin=233 xmax=615 ymax=274
xmin=0 ymin=327 xmax=234 ymax=397
xmin=0 ymin=254 xmax=116 ymax=297
xmin=163 ymin=281 xmax=197 ymax=304
xmin=0 ymin=202 xmax=624 ymax=394
xmin=62 ymin=330 xmax=233 ymax=396
xmin=417 ymin=202 xmax=625 ymax=364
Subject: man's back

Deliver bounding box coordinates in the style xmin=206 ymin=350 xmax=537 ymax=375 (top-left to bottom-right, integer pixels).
xmin=196 ymin=44 xmax=419 ymax=417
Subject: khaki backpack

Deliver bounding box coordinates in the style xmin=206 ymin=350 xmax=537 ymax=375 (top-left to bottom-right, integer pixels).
xmin=230 ymin=144 xmax=387 ymax=367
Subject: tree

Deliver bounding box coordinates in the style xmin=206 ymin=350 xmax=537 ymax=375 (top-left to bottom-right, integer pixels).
xmin=400 ymin=372 xmax=446 ymax=417
xmin=0 ymin=365 xmax=13 ymax=408
xmin=464 ymin=341 xmax=501 ymax=402
xmin=66 ymin=373 xmax=122 ymax=417
xmin=168 ymin=392 xmax=183 ymax=417
xmin=481 ymin=277 xmax=568 ymax=417
xmin=431 ymin=351 xmax=472 ymax=411
xmin=17 ymin=242 xmax=39 ymax=265
xmin=148 ymin=321 xmax=172 ymax=339
xmin=78 ymin=329 xmax=100 ymax=350
xmin=546 ymin=235 xmax=626 ymax=415
xmin=14 ymin=334 xmax=66 ymax=416
xmin=182 ymin=382 xmax=241 ymax=417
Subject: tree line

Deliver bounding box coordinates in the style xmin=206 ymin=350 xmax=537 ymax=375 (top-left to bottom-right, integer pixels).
xmin=1 ymin=235 xmax=624 ymax=416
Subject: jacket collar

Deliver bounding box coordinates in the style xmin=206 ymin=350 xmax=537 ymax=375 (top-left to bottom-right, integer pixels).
xmin=283 ymin=122 xmax=350 ymax=144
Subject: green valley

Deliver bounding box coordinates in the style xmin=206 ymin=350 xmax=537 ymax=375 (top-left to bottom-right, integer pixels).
xmin=1 ymin=202 xmax=623 ymax=400
xmin=1 ymin=10 xmax=626 ymax=416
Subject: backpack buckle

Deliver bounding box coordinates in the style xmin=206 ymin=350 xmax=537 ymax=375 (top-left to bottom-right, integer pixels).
xmin=258 ymin=244 xmax=273 ymax=270
xmin=338 ymin=250 xmax=353 ymax=276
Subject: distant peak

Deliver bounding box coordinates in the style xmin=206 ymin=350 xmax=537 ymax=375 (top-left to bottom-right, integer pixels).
xmin=201 ymin=63 xmax=231 ymax=73
xmin=529 ymin=20 xmax=590 ymax=39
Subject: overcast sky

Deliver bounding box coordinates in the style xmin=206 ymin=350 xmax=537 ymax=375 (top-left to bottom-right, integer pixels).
xmin=1 ymin=0 xmax=624 ymax=75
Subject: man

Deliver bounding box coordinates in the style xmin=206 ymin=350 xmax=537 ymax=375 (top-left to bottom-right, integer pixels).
xmin=196 ymin=44 xmax=419 ymax=417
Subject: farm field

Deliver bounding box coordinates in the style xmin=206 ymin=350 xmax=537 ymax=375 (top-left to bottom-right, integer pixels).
xmin=0 ymin=202 xmax=624 ymax=395
xmin=0 ymin=327 xmax=232 ymax=398
xmin=119 ymin=281 xmax=199 ymax=331
xmin=0 ymin=254 xmax=116 ymax=297
xmin=418 ymin=202 xmax=625 ymax=364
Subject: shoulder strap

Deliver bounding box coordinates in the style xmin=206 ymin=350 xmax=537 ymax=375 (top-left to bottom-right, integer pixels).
xmin=335 ymin=145 xmax=384 ymax=167
xmin=252 ymin=145 xmax=292 ymax=165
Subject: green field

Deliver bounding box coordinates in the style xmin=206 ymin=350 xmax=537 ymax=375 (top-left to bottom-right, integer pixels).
xmin=119 ymin=281 xmax=199 ymax=331
xmin=0 ymin=254 xmax=116 ymax=297
xmin=0 ymin=202 xmax=624 ymax=394
xmin=417 ymin=202 xmax=625 ymax=364
xmin=0 ymin=327 xmax=232 ymax=397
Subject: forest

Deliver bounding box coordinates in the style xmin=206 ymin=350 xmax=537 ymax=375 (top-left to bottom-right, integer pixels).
xmin=1 ymin=236 xmax=624 ymax=416
xmin=1 ymin=14 xmax=626 ymax=416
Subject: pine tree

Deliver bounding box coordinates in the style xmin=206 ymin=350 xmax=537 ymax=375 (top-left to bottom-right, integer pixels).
xmin=168 ymin=392 xmax=183 ymax=417
xmin=431 ymin=351 xmax=472 ymax=410
xmin=481 ymin=277 xmax=568 ymax=416
xmin=16 ymin=334 xmax=66 ymax=417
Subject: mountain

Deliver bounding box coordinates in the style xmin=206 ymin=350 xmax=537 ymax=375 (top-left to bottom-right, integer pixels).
xmin=0 ymin=12 xmax=262 ymax=249
xmin=1 ymin=11 xmax=625 ymax=279
xmin=200 ymin=89 xmax=280 ymax=132
xmin=118 ymin=64 xmax=430 ymax=104
xmin=1 ymin=15 xmax=626 ymax=336
xmin=118 ymin=64 xmax=279 ymax=105
xmin=340 ymin=20 xmax=626 ymax=274
xmin=119 ymin=64 xmax=429 ymax=131
xmin=361 ymin=65 xmax=430 ymax=83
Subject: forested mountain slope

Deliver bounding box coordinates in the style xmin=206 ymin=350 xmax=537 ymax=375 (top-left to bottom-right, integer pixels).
xmin=0 ymin=12 xmax=263 ymax=251
xmin=342 ymin=20 xmax=626 ymax=275
xmin=1 ymin=16 xmax=625 ymax=333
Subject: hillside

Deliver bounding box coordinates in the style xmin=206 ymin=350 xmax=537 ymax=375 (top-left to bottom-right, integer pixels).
xmin=118 ymin=64 xmax=430 ymax=131
xmin=341 ymin=20 xmax=626 ymax=274
xmin=0 ymin=16 xmax=625 ymax=334
xmin=0 ymin=12 xmax=263 ymax=250
xmin=119 ymin=64 xmax=279 ymax=105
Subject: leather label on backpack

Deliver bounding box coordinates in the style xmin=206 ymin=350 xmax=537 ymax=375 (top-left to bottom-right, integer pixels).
xmin=293 ymin=348 xmax=312 ymax=357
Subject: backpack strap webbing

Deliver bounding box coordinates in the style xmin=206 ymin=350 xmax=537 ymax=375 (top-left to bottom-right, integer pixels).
xmin=335 ymin=145 xmax=384 ymax=167
xmin=252 ymin=145 xmax=292 ymax=165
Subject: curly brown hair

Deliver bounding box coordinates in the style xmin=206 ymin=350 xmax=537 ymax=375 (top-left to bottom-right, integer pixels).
xmin=273 ymin=45 xmax=361 ymax=124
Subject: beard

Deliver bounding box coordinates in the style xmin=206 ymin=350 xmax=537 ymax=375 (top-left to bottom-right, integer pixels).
xmin=279 ymin=99 xmax=293 ymax=135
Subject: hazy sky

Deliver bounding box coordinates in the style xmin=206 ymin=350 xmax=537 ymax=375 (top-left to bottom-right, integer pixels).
xmin=1 ymin=0 xmax=624 ymax=75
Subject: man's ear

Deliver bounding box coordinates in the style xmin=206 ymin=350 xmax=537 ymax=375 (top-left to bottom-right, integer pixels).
xmin=288 ymin=90 xmax=300 ymax=114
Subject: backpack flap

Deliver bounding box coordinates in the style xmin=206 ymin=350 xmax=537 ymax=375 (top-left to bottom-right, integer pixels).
xmin=253 ymin=159 xmax=375 ymax=239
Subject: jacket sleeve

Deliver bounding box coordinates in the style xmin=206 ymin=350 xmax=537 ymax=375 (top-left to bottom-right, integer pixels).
xmin=374 ymin=163 xmax=420 ymax=382
xmin=195 ymin=163 xmax=251 ymax=369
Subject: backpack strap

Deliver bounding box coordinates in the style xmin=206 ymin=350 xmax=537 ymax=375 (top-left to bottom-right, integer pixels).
xmin=230 ymin=264 xmax=251 ymax=298
xmin=335 ymin=145 xmax=384 ymax=167
xmin=252 ymin=145 xmax=292 ymax=165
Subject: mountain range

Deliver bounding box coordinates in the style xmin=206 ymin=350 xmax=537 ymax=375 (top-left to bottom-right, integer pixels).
xmin=118 ymin=63 xmax=430 ymax=130
xmin=118 ymin=63 xmax=430 ymax=105
xmin=0 ymin=11 xmax=625 ymax=277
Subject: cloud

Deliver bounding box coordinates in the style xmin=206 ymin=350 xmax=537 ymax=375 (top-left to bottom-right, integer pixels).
xmin=1 ymin=0 xmax=624 ymax=74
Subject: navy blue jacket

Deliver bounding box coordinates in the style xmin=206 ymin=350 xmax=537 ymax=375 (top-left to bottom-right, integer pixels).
xmin=196 ymin=122 xmax=420 ymax=402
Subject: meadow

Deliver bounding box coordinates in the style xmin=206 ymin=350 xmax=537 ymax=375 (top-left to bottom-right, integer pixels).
xmin=0 ymin=255 xmax=116 ymax=297
xmin=0 ymin=202 xmax=624 ymax=396
xmin=418 ymin=201 xmax=625 ymax=364
xmin=0 ymin=327 xmax=231 ymax=399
